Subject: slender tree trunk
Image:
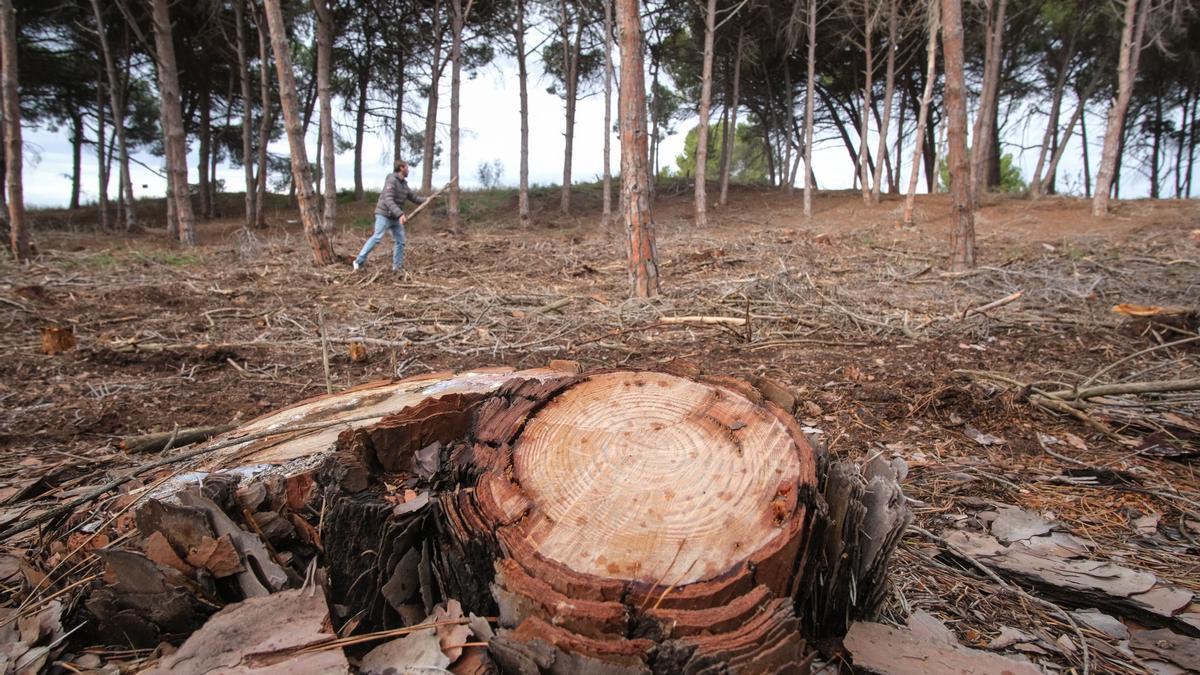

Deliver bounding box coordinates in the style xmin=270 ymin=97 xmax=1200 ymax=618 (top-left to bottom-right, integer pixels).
xmin=720 ymin=29 xmax=743 ymax=208
xmin=942 ymin=0 xmax=974 ymax=270
xmin=648 ymin=63 xmax=660 ymax=200
xmin=263 ymin=0 xmax=334 ymax=263
xmin=1187 ymin=87 xmax=1198 ymax=196
xmin=1176 ymin=84 xmax=1190 ymax=198
xmin=97 ymin=75 xmax=110 ymax=229
xmin=1149 ymin=93 xmax=1162 ymax=198
xmin=1 ymin=0 xmax=28 ymax=260
xmin=315 ymin=0 xmax=337 ymax=232
xmin=354 ymin=71 xmax=368 ymax=201
xmin=1029 ymin=35 xmax=1076 ymax=197
xmin=422 ymin=0 xmax=443 ymax=194
xmin=903 ymin=6 xmax=938 ymax=228
xmin=783 ymin=66 xmax=796 ymax=192
xmin=804 ymin=0 xmax=816 ymax=218
xmin=149 ymin=0 xmax=196 ymax=245
xmin=448 ymin=0 xmax=465 ymax=227
xmin=617 ymin=0 xmax=659 ymax=297
xmin=1039 ymin=83 xmax=1093 ymax=195
xmin=693 ymin=0 xmax=717 ymax=226
xmin=235 ymin=0 xmax=255 ymax=228
xmin=1093 ymin=0 xmax=1147 ymax=215
xmin=560 ymin=1 xmax=583 ymax=215
xmin=255 ymin=7 xmax=271 ymax=229
xmin=925 ymin=102 xmax=938 ymax=191
xmin=602 ymin=0 xmax=614 ymax=225
xmin=198 ymin=84 xmax=211 ymax=220
xmin=90 ymin=0 xmax=134 ymax=229
xmin=969 ymin=0 xmax=1006 ymax=202
xmin=1081 ymin=100 xmax=1092 ymax=197
xmin=393 ymin=53 xmax=404 ymax=161
xmin=214 ymin=75 xmax=232 ymax=215
xmin=516 ymin=0 xmax=531 ymax=228
xmin=871 ymin=0 xmax=898 ymax=202
xmin=70 ymin=113 xmax=83 ymax=210
xmin=892 ymin=75 xmax=906 ymax=193
xmin=859 ymin=0 xmax=874 ymax=204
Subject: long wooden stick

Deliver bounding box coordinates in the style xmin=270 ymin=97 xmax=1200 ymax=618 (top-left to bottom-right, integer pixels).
xmin=405 ymin=177 xmax=456 ymax=221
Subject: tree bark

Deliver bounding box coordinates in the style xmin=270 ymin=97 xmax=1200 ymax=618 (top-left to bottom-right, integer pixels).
xmin=263 ymin=0 xmax=334 ymax=264
xmin=254 ymin=6 xmax=271 ymax=229
xmin=70 ymin=112 xmax=83 ymax=211
xmin=516 ymin=0 xmax=531 ymax=228
xmin=149 ymin=0 xmax=196 ymax=246
xmin=970 ymin=0 xmax=1007 ymax=202
xmin=198 ymin=84 xmax=211 ymax=221
xmin=1093 ymin=0 xmax=1148 ymax=215
xmin=422 ymin=0 xmax=444 ymax=194
xmin=448 ymin=0 xmax=465 ymax=227
xmin=96 ymin=74 xmax=110 ymax=229
xmin=559 ymin=0 xmax=583 ymax=215
xmin=1081 ymin=99 xmax=1091 ymax=197
xmin=720 ymin=30 xmax=743 ymax=209
xmin=892 ymin=74 xmax=906 ymax=193
xmin=91 ymin=0 xmax=135 ymax=229
xmin=804 ymin=1 xmax=816 ymax=218
xmin=903 ymin=4 xmax=939 ymax=228
xmin=859 ymin=0 xmax=874 ymax=204
xmin=354 ymin=71 xmax=369 ymax=202
xmin=942 ymin=0 xmax=974 ymax=270
xmin=871 ymin=0 xmax=898 ymax=202
xmin=1149 ymin=92 xmax=1162 ymax=198
xmin=693 ymin=0 xmax=717 ymax=226
xmin=602 ymin=0 xmax=614 ymax=226
xmin=235 ymin=0 xmax=256 ymax=228
xmin=783 ymin=65 xmax=796 ymax=193
xmin=617 ymin=0 xmax=659 ymax=298
xmin=1 ymin=0 xmax=28 ymax=260
xmin=314 ymin=0 xmax=337 ymax=232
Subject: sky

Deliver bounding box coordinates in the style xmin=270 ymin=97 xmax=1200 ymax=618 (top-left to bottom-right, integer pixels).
xmin=18 ymin=45 xmax=1180 ymax=210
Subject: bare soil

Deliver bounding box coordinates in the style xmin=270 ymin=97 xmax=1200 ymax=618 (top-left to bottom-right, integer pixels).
xmin=2 ymin=186 xmax=1198 ymax=671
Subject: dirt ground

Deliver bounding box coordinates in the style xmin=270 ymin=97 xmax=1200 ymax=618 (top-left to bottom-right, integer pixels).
xmin=1 ymin=185 xmax=1198 ymax=672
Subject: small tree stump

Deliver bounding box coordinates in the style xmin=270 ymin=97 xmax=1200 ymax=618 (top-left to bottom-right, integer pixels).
xmin=40 ymin=325 xmax=75 ymax=355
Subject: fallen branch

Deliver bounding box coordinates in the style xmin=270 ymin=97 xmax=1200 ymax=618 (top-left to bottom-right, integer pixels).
xmin=659 ymin=315 xmax=748 ymax=327
xmin=406 ymin=177 xmax=457 ymax=221
xmin=1046 ymin=378 xmax=1200 ymax=401
xmin=120 ymin=424 xmax=237 ymax=454
xmin=962 ymin=290 xmax=1023 ymax=320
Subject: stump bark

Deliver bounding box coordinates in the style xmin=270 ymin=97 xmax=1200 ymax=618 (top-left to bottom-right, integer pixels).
xmin=83 ymin=366 xmax=906 ymax=672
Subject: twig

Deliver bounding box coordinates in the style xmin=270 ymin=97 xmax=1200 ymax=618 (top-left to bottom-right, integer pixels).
xmin=659 ymin=315 xmax=748 ymax=327
xmin=1078 ymin=335 xmax=1200 ymax=389
xmin=318 ymin=306 xmax=332 ymax=395
xmin=1045 ymin=378 xmax=1200 ymax=401
xmin=962 ymin=290 xmax=1023 ymax=319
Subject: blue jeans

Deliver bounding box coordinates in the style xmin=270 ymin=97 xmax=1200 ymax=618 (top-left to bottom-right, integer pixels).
xmin=355 ymin=214 xmax=405 ymax=270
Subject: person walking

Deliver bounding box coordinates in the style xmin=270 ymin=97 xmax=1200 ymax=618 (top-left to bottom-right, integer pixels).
xmin=353 ymin=159 xmax=426 ymax=272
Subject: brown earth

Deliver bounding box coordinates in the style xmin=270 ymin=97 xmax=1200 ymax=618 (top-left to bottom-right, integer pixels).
xmin=1 ymin=184 xmax=1198 ymax=671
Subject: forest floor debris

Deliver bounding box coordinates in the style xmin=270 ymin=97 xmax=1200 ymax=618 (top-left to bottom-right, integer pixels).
xmin=0 ymin=188 xmax=1198 ymax=672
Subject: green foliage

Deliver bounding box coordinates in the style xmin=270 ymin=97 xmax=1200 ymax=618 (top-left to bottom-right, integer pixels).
xmin=938 ymin=151 xmax=1027 ymax=193
xmin=669 ymin=122 xmax=769 ymax=183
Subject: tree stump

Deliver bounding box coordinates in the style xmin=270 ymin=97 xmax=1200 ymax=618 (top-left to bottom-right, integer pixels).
xmin=84 ymin=366 xmax=907 ymax=672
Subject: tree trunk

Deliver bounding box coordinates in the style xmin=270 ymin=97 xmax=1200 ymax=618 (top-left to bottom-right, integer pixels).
xmin=1081 ymin=100 xmax=1092 ymax=197
xmin=393 ymin=54 xmax=404 ymax=163
xmin=70 ymin=112 xmax=83 ymax=211
xmin=516 ymin=0 xmax=531 ymax=228
xmin=262 ymin=0 xmax=334 ymax=263
xmin=149 ymin=0 xmax=196 ymax=246
xmin=235 ymin=0 xmax=256 ymax=228
xmin=648 ymin=62 xmax=660 ymax=201
xmin=255 ymin=6 xmax=271 ymax=229
xmin=422 ymin=0 xmax=444 ymax=194
xmin=354 ymin=60 xmax=369 ymax=202
xmin=942 ymin=0 xmax=974 ymax=270
xmin=448 ymin=0 xmax=464 ymax=227
xmin=617 ymin=0 xmax=659 ymax=298
xmin=970 ymin=0 xmax=1007 ymax=202
xmin=925 ymin=100 xmax=937 ymax=192
xmin=1149 ymin=92 xmax=1162 ymax=198
xmin=559 ymin=1 xmax=583 ymax=216
xmin=693 ymin=0 xmax=717 ymax=226
xmin=1187 ymin=86 xmax=1198 ymax=196
xmin=720 ymin=30 xmax=743 ymax=209
xmin=315 ymin=0 xmax=337 ymax=232
xmin=1093 ymin=0 xmax=1147 ymax=215
xmin=892 ymin=74 xmax=906 ymax=193
xmin=96 ymin=75 xmax=110 ymax=229
xmin=1039 ymin=83 xmax=1093 ymax=196
xmin=90 ymin=0 xmax=134 ymax=229
xmin=783 ymin=66 xmax=796 ymax=193
xmin=602 ymin=0 xmax=614 ymax=226
xmin=198 ymin=84 xmax=211 ymax=221
xmin=903 ymin=5 xmax=938 ymax=228
xmin=871 ymin=0 xmax=898 ymax=202
xmin=1 ymin=0 xmax=28 ymax=260
xmin=1029 ymin=33 xmax=1076 ymax=198
xmin=859 ymin=0 xmax=874 ymax=205
xmin=804 ymin=2 xmax=816 ymax=217
xmin=1175 ymin=84 xmax=1189 ymax=198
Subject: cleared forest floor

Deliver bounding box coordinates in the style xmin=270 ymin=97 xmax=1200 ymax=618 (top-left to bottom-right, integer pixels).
xmin=2 ymin=186 xmax=1198 ymax=672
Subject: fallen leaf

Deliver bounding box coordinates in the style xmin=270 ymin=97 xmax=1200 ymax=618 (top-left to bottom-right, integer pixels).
xmin=963 ymin=425 xmax=1004 ymax=446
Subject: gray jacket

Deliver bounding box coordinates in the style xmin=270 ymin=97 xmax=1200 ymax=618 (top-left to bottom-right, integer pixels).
xmin=375 ymin=173 xmax=424 ymax=219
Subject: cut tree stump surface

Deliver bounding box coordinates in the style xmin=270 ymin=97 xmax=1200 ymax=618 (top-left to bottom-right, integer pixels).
xmin=512 ymin=371 xmax=811 ymax=584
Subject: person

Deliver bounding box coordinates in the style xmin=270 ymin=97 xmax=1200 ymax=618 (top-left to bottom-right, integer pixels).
xmin=353 ymin=159 xmax=426 ymax=272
